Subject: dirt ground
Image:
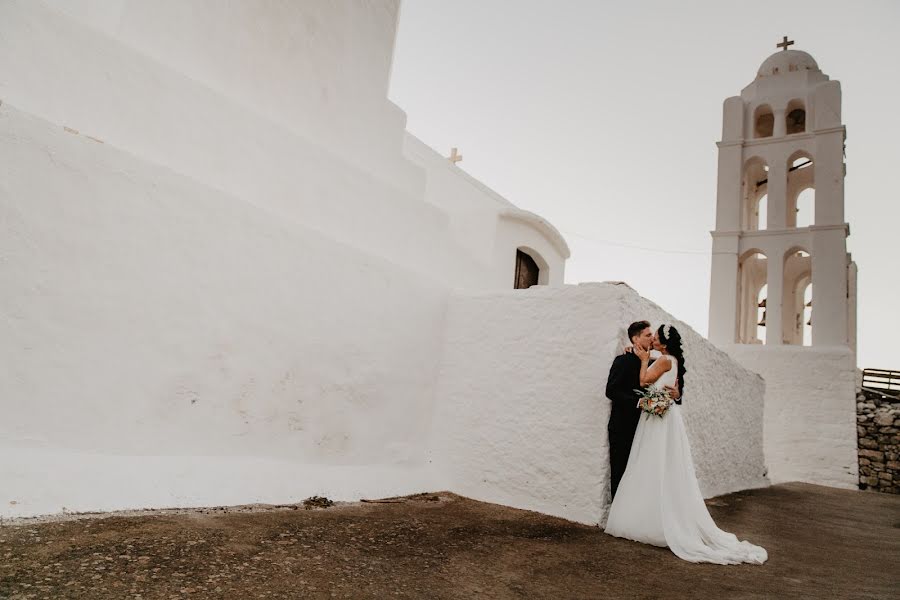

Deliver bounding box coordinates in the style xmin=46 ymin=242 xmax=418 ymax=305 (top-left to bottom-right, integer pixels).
xmin=1 ymin=483 xmax=897 ymax=600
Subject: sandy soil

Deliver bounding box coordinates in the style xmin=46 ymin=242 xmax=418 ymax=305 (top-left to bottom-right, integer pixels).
xmin=1 ymin=483 xmax=898 ymax=599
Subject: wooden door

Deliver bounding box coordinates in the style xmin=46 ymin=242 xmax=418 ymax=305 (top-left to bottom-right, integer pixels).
xmin=514 ymin=250 xmax=540 ymax=289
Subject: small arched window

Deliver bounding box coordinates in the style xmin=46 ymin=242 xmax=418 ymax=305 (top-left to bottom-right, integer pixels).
xmin=786 ymin=99 xmax=806 ymax=135
xmin=754 ymin=104 xmax=774 ymax=138
xmin=514 ymin=250 xmax=540 ymax=289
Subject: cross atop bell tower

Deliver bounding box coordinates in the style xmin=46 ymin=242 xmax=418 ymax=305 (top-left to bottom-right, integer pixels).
xmin=776 ymin=36 xmax=794 ymax=51
xmin=707 ymin=44 xmax=857 ymax=353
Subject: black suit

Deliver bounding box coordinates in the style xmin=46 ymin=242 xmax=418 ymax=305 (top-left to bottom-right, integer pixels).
xmin=605 ymin=352 xmax=646 ymax=499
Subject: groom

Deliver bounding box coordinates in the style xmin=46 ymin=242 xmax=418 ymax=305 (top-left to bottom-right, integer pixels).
xmin=605 ymin=320 xmax=678 ymax=499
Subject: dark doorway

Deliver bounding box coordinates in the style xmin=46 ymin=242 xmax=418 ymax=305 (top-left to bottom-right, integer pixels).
xmin=514 ymin=250 xmax=540 ymax=289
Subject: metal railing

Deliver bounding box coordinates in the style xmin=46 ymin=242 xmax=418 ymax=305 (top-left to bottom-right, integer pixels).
xmin=861 ymin=369 xmax=900 ymax=398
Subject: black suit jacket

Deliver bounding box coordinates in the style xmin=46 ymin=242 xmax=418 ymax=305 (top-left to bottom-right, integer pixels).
xmin=605 ymin=352 xmax=645 ymax=435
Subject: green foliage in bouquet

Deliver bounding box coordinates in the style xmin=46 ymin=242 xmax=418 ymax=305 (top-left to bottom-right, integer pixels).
xmin=634 ymin=384 xmax=674 ymax=418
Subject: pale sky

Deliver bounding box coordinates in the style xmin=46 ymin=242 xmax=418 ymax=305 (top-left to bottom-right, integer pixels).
xmin=389 ymin=0 xmax=900 ymax=369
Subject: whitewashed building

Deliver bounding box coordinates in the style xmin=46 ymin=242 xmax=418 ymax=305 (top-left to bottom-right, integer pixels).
xmin=1 ymin=1 xmax=768 ymax=523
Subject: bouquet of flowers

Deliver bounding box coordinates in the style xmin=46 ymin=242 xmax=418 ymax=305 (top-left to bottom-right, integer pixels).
xmin=634 ymin=384 xmax=674 ymax=418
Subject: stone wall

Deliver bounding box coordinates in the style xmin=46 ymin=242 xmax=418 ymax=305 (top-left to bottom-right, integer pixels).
xmin=857 ymin=391 xmax=900 ymax=494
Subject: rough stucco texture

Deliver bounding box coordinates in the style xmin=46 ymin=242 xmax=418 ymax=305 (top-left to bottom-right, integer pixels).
xmin=724 ymin=345 xmax=858 ymax=489
xmin=430 ymin=283 xmax=768 ymax=525
xmin=0 ymin=103 xmax=446 ymax=518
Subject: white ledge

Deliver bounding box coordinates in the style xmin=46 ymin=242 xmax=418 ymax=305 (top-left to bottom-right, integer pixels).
xmin=717 ymin=126 xmax=846 ymax=148
xmin=499 ymin=208 xmax=571 ymax=259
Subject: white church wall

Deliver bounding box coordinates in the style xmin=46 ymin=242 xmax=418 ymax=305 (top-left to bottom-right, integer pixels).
xmin=724 ymin=345 xmax=858 ymax=489
xmin=402 ymin=134 xmax=504 ymax=288
xmin=37 ymin=0 xmax=417 ymax=196
xmin=0 ymin=1 xmax=449 ymax=275
xmin=0 ymin=1 xmax=554 ymax=296
xmin=495 ymin=213 xmax=567 ymax=287
xmin=0 ymin=103 xmax=447 ymax=518
xmin=430 ymin=283 xmax=767 ymax=525
xmin=0 ymin=1 xmax=777 ymax=525
xmin=403 ymin=133 xmax=569 ymax=289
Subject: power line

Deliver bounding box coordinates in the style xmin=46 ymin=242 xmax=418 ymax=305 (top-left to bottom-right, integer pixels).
xmin=560 ymin=229 xmax=709 ymax=256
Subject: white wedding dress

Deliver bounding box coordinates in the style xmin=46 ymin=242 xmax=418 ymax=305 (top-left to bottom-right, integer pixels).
xmin=604 ymin=355 xmax=767 ymax=565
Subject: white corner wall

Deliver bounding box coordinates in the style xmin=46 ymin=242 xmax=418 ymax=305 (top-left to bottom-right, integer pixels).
xmin=403 ymin=133 xmax=569 ymax=290
xmin=495 ymin=211 xmax=568 ymax=287
xmin=723 ymin=345 xmax=858 ymax=489
xmin=0 ymin=103 xmax=446 ymax=518
xmin=0 ymin=0 xmax=446 ymax=279
xmin=0 ymin=1 xmax=578 ymax=520
xmin=30 ymin=0 xmax=417 ymax=196
xmin=0 ymin=1 xmax=567 ymax=297
xmin=430 ymin=283 xmax=767 ymax=525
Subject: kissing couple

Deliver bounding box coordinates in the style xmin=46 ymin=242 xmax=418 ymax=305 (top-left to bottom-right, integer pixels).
xmin=603 ymin=320 xmax=767 ymax=565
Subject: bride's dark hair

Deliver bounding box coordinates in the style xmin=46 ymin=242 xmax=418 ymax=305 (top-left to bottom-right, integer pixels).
xmin=658 ymin=324 xmax=686 ymax=398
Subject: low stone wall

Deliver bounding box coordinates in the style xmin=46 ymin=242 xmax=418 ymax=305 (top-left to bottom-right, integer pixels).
xmin=857 ymin=391 xmax=900 ymax=494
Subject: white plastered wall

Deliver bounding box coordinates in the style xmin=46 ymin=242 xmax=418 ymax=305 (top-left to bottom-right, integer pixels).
xmin=0 ymin=1 xmax=566 ymax=294
xmin=0 ymin=0 xmax=443 ymax=276
xmin=724 ymin=346 xmax=858 ymax=489
xmin=0 ymin=103 xmax=447 ymax=517
xmin=430 ymin=283 xmax=767 ymax=525
xmin=403 ymin=133 xmax=569 ymax=289
xmin=0 ymin=1 xmax=764 ymax=522
xmin=35 ymin=0 xmax=418 ymax=196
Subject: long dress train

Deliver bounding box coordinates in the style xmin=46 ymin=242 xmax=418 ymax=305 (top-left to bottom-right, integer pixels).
xmin=604 ymin=356 xmax=767 ymax=565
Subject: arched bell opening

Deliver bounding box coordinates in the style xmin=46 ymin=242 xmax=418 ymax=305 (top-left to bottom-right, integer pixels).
xmin=786 ymin=99 xmax=806 ymax=135
xmin=738 ymin=249 xmax=768 ymax=344
xmin=783 ymin=247 xmax=812 ymax=345
xmin=742 ymin=157 xmax=769 ymax=231
xmin=753 ymin=104 xmax=774 ymax=138
xmin=787 ymin=151 xmax=815 ymax=228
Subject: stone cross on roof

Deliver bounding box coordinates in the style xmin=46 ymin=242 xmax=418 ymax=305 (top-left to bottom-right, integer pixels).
xmin=777 ymin=36 xmax=794 ymax=51
xmin=449 ymin=147 xmax=463 ymax=164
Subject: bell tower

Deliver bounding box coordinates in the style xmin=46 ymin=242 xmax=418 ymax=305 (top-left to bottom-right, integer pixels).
xmin=708 ymin=38 xmax=857 ymax=352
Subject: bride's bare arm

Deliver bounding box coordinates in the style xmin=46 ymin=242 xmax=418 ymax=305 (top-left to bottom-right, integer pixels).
xmin=640 ymin=356 xmax=672 ymax=386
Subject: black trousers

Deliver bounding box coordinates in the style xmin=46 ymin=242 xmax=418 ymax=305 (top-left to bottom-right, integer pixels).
xmin=608 ymin=428 xmax=636 ymax=499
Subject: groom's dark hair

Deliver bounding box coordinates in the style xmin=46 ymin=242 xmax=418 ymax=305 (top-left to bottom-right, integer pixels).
xmin=627 ymin=320 xmax=651 ymax=341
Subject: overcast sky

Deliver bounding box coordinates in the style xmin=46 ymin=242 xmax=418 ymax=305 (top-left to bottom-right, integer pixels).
xmin=389 ymin=0 xmax=899 ymax=369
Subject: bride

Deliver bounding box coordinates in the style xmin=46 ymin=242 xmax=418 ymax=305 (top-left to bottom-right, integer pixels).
xmin=604 ymin=324 xmax=767 ymax=565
